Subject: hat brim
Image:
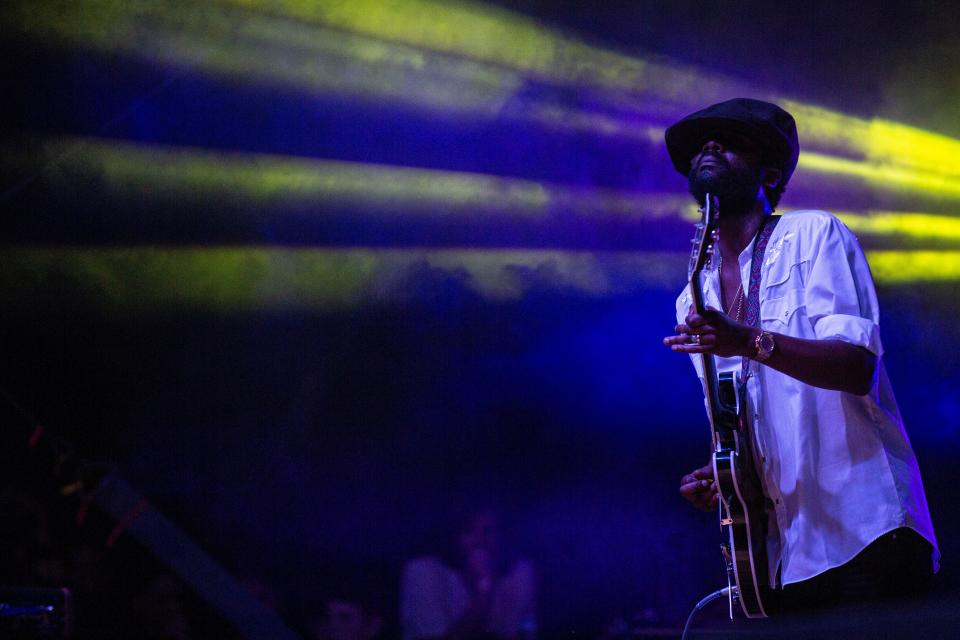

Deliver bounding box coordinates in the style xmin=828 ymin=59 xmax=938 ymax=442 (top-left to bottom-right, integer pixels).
xmin=664 ymin=115 xmax=794 ymax=180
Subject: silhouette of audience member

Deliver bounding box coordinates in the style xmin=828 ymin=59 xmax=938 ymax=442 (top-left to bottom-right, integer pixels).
xmin=309 ymin=593 xmax=383 ymax=640
xmin=400 ymin=507 xmax=536 ymax=640
xmin=131 ymin=573 xmax=193 ymax=640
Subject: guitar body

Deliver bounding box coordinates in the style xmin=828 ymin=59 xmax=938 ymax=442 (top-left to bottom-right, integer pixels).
xmin=687 ymin=195 xmax=770 ymax=619
xmin=713 ymin=375 xmax=769 ymax=619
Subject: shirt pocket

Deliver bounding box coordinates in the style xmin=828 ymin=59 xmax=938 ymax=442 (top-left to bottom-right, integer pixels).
xmin=760 ymin=288 xmax=809 ymax=334
xmin=762 ymin=256 xmax=807 ymax=302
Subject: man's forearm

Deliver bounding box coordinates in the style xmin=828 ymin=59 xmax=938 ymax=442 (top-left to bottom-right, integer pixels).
xmin=745 ymin=329 xmax=876 ymax=395
xmin=666 ymin=310 xmax=878 ymax=395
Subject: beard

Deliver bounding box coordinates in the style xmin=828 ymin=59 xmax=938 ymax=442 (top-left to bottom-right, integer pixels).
xmin=687 ymin=159 xmax=763 ymax=217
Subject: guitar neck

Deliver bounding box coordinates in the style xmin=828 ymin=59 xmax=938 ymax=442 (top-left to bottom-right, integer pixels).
xmin=690 ymin=271 xmax=727 ymax=444
xmin=686 ymin=193 xmax=737 ymax=445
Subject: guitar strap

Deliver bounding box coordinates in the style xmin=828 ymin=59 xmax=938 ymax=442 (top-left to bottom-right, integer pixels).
xmin=741 ymin=215 xmax=780 ymax=377
xmin=737 ymin=214 xmax=781 ymax=596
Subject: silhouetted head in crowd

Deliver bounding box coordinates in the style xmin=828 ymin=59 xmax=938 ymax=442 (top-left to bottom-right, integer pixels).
xmin=310 ymin=594 xmax=383 ymax=640
xmin=441 ymin=500 xmax=528 ymax=587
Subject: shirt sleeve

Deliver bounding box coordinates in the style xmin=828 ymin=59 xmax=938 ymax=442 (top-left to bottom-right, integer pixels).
xmin=803 ymin=215 xmax=884 ymax=357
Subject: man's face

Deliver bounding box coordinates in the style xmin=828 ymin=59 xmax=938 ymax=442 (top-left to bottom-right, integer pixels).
xmin=686 ymin=130 xmax=766 ymax=215
xmin=458 ymin=510 xmax=499 ymax=555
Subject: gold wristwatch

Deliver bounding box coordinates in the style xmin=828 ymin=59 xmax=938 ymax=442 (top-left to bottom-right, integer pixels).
xmin=753 ymin=330 xmax=775 ymax=362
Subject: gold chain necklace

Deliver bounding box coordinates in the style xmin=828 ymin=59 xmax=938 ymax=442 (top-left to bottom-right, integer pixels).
xmin=730 ymin=285 xmax=745 ymax=323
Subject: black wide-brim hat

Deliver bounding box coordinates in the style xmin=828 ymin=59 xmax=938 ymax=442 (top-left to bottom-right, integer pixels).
xmin=664 ymin=98 xmax=800 ymax=186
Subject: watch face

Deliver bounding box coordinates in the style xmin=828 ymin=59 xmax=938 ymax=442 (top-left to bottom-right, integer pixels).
xmin=759 ymin=332 xmax=775 ymax=352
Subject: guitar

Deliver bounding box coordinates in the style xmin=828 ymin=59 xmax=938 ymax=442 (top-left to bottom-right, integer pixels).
xmin=687 ymin=194 xmax=769 ymax=619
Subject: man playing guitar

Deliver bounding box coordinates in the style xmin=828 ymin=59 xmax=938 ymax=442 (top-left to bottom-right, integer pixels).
xmin=661 ymin=99 xmax=938 ymax=613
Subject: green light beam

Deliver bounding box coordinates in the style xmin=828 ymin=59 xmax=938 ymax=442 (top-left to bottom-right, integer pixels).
xmin=835 ymin=211 xmax=960 ymax=243
xmin=222 ymin=0 xmax=960 ymax=186
xmin=0 ymin=247 xmax=687 ymax=313
xmin=11 ymin=136 xmax=960 ymax=248
xmin=2 ymin=246 xmax=956 ymax=314
xmin=1 ymin=1 xmax=665 ymax=142
xmin=867 ymin=251 xmax=960 ymax=284
xmin=6 ymin=1 xmax=960 ymax=203
xmin=10 ymin=136 xmax=693 ymax=222
xmin=800 ymin=152 xmax=960 ymax=200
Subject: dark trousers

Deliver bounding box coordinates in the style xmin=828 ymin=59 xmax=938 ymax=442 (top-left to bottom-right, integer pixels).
xmin=775 ymin=527 xmax=935 ymax=613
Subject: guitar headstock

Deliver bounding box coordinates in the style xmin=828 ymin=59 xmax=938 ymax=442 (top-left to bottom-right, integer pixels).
xmin=687 ymin=193 xmax=720 ymax=282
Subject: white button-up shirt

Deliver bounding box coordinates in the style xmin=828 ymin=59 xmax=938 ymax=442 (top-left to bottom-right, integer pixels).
xmin=676 ymin=209 xmax=939 ymax=586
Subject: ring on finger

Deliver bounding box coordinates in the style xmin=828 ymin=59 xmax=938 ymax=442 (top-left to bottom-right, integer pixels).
xmin=690 ymin=334 xmax=701 ymax=345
